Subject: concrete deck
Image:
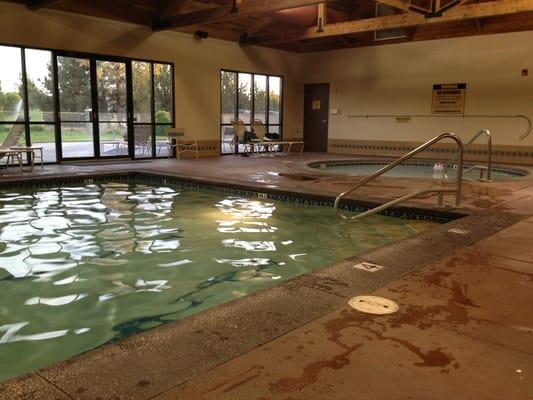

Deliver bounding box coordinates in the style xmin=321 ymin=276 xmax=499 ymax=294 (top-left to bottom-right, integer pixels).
xmin=0 ymin=153 xmax=532 ymax=399
xmin=161 ymin=221 xmax=533 ymax=400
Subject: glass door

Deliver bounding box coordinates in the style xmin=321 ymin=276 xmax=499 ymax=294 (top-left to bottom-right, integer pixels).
xmin=96 ymin=60 xmax=130 ymax=158
xmin=57 ymin=55 xmax=95 ymax=159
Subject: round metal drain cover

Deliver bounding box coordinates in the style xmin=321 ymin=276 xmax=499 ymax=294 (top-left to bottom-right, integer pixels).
xmin=348 ymin=296 xmax=399 ymax=315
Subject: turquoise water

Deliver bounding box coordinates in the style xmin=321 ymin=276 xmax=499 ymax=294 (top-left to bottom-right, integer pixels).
xmin=311 ymin=161 xmax=527 ymax=180
xmin=0 ymin=182 xmax=437 ymax=382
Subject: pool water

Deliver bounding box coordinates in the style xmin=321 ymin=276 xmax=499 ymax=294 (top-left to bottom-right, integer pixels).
xmin=310 ymin=161 xmax=527 ymax=180
xmin=0 ymin=182 xmax=437 ymax=382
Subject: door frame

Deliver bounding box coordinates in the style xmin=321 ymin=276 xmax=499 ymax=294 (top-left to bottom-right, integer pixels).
xmin=303 ymin=82 xmax=330 ymax=152
xmin=55 ymin=51 xmax=132 ymax=161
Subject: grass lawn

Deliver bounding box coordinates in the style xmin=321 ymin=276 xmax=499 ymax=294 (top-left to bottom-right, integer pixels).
xmin=0 ymin=128 xmax=124 ymax=144
xmin=0 ymin=126 xmax=169 ymax=145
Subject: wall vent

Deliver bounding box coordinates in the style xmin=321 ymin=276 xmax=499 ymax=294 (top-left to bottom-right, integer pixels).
xmin=374 ymin=3 xmax=408 ymax=42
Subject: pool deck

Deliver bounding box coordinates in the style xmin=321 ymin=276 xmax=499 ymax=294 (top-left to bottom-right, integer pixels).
xmin=1 ymin=153 xmax=533 ymax=400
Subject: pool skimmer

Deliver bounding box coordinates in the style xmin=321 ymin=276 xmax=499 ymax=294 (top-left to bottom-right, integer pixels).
xmin=348 ymin=295 xmax=399 ymax=315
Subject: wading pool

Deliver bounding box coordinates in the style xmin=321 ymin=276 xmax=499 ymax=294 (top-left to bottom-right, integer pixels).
xmin=308 ymin=160 xmax=528 ymax=180
xmin=0 ymin=179 xmax=439 ymax=382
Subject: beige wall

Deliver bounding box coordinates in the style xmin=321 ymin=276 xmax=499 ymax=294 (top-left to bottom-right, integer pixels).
xmin=301 ymin=31 xmax=533 ymax=148
xmin=0 ymin=1 xmax=304 ymax=146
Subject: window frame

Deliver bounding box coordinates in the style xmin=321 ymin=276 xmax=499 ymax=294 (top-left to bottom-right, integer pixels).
xmin=0 ymin=41 xmax=176 ymax=163
xmin=220 ymin=69 xmax=284 ymax=155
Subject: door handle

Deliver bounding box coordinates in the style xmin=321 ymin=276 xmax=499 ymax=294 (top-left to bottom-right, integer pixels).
xmin=321 ymin=120 xmax=327 ymax=123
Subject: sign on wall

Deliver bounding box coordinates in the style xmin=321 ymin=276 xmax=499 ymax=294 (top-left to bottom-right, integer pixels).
xmin=431 ymin=83 xmax=466 ymax=114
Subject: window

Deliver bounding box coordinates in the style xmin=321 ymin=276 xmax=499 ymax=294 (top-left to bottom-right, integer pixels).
xmin=0 ymin=45 xmax=27 ymax=161
xmin=153 ymin=63 xmax=173 ymax=155
xmin=0 ymin=42 xmax=175 ymax=162
xmin=0 ymin=46 xmax=24 ymax=123
xmin=25 ymin=49 xmax=56 ymax=162
xmin=132 ymin=61 xmax=174 ymax=158
xmin=220 ymin=70 xmax=283 ymax=155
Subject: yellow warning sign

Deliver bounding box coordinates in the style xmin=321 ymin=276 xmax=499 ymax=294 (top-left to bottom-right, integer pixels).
xmin=312 ymin=100 xmax=321 ymax=110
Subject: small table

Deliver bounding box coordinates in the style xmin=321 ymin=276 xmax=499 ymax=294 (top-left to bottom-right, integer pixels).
xmin=100 ymin=140 xmax=127 ymax=156
xmin=1 ymin=149 xmax=23 ymax=174
xmin=9 ymin=146 xmax=44 ymax=171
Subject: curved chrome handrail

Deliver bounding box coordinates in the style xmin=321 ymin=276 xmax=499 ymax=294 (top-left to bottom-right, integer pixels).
xmin=334 ymin=132 xmax=464 ymax=219
xmin=463 ymin=129 xmax=492 ymax=181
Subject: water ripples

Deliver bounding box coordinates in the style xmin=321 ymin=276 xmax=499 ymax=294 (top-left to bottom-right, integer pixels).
xmin=0 ymin=181 xmax=436 ymax=382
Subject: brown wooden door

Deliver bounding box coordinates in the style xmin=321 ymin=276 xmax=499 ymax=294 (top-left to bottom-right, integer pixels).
xmin=303 ymin=83 xmax=329 ymax=152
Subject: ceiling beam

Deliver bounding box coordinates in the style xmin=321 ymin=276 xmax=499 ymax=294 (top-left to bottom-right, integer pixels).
xmin=378 ymin=0 xmax=468 ymax=17
xmin=152 ymin=0 xmax=331 ymax=31
xmin=26 ymin=0 xmax=67 ymax=10
xmin=246 ymin=0 xmax=533 ymax=45
xmin=239 ymin=16 xmax=275 ymax=43
xmin=247 ymin=16 xmax=275 ymax=36
xmin=157 ymin=0 xmax=192 ymax=19
xmin=377 ymin=0 xmax=431 ymax=16
xmin=317 ymin=2 xmax=327 ymax=32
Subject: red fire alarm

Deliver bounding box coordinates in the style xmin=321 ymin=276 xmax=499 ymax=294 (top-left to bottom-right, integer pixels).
xmin=522 ymin=69 xmax=528 ymax=76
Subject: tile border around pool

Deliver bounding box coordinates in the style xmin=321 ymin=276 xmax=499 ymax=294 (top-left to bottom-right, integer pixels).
xmin=307 ymin=159 xmax=529 ymax=178
xmin=0 ymin=170 xmax=466 ymax=223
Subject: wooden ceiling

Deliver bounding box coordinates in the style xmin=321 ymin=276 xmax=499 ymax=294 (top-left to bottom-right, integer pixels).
xmin=9 ymin=0 xmax=533 ymax=52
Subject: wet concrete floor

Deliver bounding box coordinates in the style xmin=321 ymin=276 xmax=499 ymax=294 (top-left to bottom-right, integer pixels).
xmin=158 ymin=220 xmax=533 ymax=400
xmin=1 ymin=154 xmax=532 ymax=399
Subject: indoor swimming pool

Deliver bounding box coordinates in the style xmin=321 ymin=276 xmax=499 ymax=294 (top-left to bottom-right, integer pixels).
xmin=308 ymin=160 xmax=528 ymax=180
xmin=0 ymin=180 xmax=440 ymax=382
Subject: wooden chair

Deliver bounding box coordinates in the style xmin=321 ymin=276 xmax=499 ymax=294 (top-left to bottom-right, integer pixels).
xmin=167 ymin=128 xmax=199 ymax=159
xmin=231 ymin=119 xmax=252 ymax=155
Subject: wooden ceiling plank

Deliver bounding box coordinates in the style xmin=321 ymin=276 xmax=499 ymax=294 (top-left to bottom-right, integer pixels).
xmin=152 ymin=0 xmax=331 ymax=31
xmin=377 ymin=0 xmax=431 ymax=16
xmin=246 ymin=16 xmax=275 ymax=36
xmin=26 ymin=0 xmax=68 ymax=10
xmin=158 ymin=0 xmax=192 ymax=19
xmin=247 ymin=0 xmax=533 ymax=45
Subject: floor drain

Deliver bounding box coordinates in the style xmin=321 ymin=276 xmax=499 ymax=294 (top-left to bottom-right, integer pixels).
xmin=353 ymin=261 xmax=384 ymax=272
xmin=448 ymin=228 xmax=470 ymax=235
xmin=348 ymin=296 xmax=399 ymax=315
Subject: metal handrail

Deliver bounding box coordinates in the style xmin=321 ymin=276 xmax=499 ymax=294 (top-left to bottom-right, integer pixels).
xmin=462 ymin=129 xmax=492 ymax=182
xmin=346 ymin=114 xmax=531 ymax=141
xmin=334 ymin=133 xmax=464 ymax=219
xmin=462 ymin=165 xmax=489 ymax=181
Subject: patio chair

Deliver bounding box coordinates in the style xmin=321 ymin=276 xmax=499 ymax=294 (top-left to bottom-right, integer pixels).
xmin=252 ymin=119 xmax=282 ymax=154
xmin=1 ymin=121 xmax=26 ymax=171
xmin=251 ymin=119 xmax=268 ymax=142
xmin=231 ymin=119 xmax=253 ymax=155
xmin=2 ymin=119 xmax=26 ymax=148
xmin=166 ymin=128 xmax=199 ymax=159
xmin=221 ymin=126 xmax=236 ymax=154
xmin=134 ymin=126 xmax=152 ymax=156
